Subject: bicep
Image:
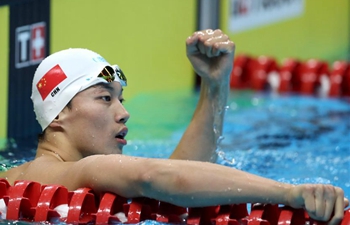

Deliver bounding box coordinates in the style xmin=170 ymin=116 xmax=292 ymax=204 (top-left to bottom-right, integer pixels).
xmin=58 ymin=155 xmax=146 ymax=197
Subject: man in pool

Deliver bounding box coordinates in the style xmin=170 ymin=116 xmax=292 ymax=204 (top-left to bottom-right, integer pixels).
xmin=1 ymin=29 xmax=348 ymax=224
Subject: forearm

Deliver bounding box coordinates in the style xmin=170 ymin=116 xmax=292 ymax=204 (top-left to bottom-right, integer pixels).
xmin=170 ymin=76 xmax=230 ymax=162
xmin=84 ymin=155 xmax=292 ymax=208
xmin=141 ymin=159 xmax=292 ymax=207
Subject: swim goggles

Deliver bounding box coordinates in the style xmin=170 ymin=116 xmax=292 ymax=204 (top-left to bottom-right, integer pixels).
xmin=98 ymin=65 xmax=127 ymax=87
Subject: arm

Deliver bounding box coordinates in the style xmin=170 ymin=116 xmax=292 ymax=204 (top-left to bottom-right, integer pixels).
xmin=43 ymin=155 xmax=347 ymax=225
xmin=16 ymin=154 xmax=348 ymax=224
xmin=170 ymin=29 xmax=234 ymax=162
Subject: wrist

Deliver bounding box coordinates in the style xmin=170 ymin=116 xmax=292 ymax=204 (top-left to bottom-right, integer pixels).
xmin=200 ymin=76 xmax=230 ymax=94
xmin=283 ymin=184 xmax=296 ymax=206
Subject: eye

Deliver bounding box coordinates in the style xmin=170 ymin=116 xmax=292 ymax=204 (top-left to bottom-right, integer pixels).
xmin=101 ymin=96 xmax=111 ymax=102
xmin=119 ymin=98 xmax=125 ymax=104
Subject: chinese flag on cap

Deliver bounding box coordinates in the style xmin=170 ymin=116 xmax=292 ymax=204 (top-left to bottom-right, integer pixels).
xmin=36 ymin=64 xmax=67 ymax=100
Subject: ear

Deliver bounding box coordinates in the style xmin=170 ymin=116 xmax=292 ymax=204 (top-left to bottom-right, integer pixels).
xmin=48 ymin=114 xmax=62 ymax=129
xmin=48 ymin=108 xmax=69 ymax=129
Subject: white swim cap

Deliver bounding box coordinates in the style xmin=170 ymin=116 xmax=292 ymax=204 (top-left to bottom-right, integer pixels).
xmin=31 ymin=48 xmax=127 ymax=131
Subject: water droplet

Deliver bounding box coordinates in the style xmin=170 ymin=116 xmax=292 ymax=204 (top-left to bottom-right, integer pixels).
xmin=230 ymin=102 xmax=238 ymax=110
xmin=217 ymin=136 xmax=225 ymax=145
xmin=251 ymin=97 xmax=260 ymax=106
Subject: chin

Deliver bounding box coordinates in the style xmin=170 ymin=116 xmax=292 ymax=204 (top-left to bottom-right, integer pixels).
xmin=115 ymin=147 xmax=123 ymax=155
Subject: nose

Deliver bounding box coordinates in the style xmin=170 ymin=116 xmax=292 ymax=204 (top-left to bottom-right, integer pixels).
xmin=116 ymin=103 xmax=130 ymax=124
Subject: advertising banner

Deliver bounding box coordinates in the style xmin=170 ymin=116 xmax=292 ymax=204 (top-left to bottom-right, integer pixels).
xmin=229 ymin=0 xmax=304 ymax=33
xmin=8 ymin=0 xmax=50 ymax=147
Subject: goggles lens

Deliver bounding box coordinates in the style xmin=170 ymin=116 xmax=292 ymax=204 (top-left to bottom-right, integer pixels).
xmin=98 ymin=66 xmax=127 ymax=86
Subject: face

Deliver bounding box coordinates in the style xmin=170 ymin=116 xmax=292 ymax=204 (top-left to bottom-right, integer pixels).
xmin=61 ymin=82 xmax=130 ymax=157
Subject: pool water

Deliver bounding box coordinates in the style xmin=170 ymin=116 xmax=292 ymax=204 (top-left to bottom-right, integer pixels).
xmin=124 ymin=91 xmax=350 ymax=199
xmin=0 ymin=90 xmax=349 ymax=224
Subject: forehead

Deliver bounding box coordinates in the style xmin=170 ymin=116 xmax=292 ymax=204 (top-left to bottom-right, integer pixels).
xmin=95 ymin=82 xmax=123 ymax=91
xmin=79 ymin=82 xmax=123 ymax=96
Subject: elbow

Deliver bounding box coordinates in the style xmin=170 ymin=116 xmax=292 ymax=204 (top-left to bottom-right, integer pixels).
xmin=137 ymin=161 xmax=165 ymax=194
xmin=138 ymin=167 xmax=154 ymax=193
xmin=136 ymin=160 xmax=193 ymax=207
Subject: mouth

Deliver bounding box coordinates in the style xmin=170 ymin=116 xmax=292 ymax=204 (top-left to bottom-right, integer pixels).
xmin=115 ymin=128 xmax=128 ymax=145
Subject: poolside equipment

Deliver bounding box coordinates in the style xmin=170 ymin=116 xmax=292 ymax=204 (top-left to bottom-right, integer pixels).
xmin=0 ymin=179 xmax=349 ymax=224
xmin=230 ymin=55 xmax=350 ymax=98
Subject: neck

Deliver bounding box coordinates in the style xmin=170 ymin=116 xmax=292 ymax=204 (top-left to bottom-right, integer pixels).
xmin=36 ymin=129 xmax=83 ymax=162
xmin=44 ymin=149 xmax=65 ymax=162
xmin=36 ymin=142 xmax=66 ymax=162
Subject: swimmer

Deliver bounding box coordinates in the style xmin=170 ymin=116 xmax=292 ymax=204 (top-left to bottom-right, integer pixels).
xmin=1 ymin=29 xmax=348 ymax=225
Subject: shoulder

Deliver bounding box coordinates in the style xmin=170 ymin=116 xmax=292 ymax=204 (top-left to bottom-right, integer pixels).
xmin=0 ymin=162 xmax=31 ymax=185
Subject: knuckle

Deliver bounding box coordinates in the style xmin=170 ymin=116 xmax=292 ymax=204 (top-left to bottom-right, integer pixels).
xmin=324 ymin=185 xmax=335 ymax=195
xmin=335 ymin=186 xmax=344 ymax=195
xmin=222 ymin=34 xmax=229 ymax=40
xmin=302 ymin=184 xmax=316 ymax=198
xmin=330 ymin=215 xmax=343 ymax=224
xmin=317 ymin=185 xmax=325 ymax=194
xmin=305 ymin=184 xmax=316 ymax=193
xmin=204 ymin=40 xmax=212 ymax=47
xmin=307 ymin=208 xmax=317 ymax=216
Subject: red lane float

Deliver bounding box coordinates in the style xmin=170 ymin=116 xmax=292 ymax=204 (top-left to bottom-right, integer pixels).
xmin=278 ymin=58 xmax=302 ymax=94
xmin=230 ymin=55 xmax=350 ymax=98
xmin=0 ymin=179 xmax=349 ymax=224
xmin=339 ymin=61 xmax=350 ymax=96
xmin=328 ymin=61 xmax=348 ymax=97
xmin=230 ymin=54 xmax=254 ymax=89
xmin=296 ymin=59 xmax=329 ymax=95
xmin=250 ymin=56 xmax=279 ymax=91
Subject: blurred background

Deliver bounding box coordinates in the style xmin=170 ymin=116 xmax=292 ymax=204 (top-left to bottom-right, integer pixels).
xmin=0 ymin=0 xmax=349 ymax=148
